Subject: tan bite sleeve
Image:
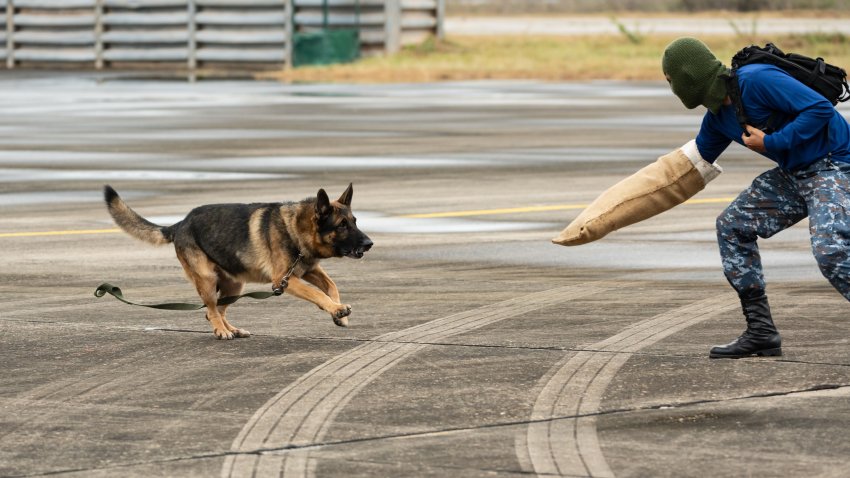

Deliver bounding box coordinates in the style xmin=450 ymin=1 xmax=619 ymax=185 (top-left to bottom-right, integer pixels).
xmin=552 ymin=140 xmax=721 ymax=246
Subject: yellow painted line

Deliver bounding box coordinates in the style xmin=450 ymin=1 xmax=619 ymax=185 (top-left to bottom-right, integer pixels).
xmin=0 ymin=197 xmax=737 ymax=238
xmin=0 ymin=228 xmax=121 ymax=238
xmin=401 ymin=197 xmax=736 ymax=219
xmin=682 ymin=197 xmax=737 ymax=205
xmin=402 ymin=204 xmax=588 ymax=219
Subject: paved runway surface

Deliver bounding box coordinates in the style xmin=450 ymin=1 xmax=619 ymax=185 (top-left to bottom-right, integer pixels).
xmin=2 ymin=73 xmax=849 ymax=477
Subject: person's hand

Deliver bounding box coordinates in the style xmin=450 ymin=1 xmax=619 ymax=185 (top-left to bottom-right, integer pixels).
xmin=742 ymin=125 xmax=766 ymax=153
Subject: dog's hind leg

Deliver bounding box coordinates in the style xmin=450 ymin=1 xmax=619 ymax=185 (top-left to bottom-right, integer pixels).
xmin=176 ymin=247 xmax=234 ymax=340
xmin=216 ymin=274 xmax=250 ymax=338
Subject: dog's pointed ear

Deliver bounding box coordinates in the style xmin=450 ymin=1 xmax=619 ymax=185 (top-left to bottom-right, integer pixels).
xmin=338 ymin=183 xmax=353 ymax=207
xmin=316 ymin=189 xmax=332 ymax=217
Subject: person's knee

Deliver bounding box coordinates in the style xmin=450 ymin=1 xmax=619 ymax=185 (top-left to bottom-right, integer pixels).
xmin=716 ymin=210 xmax=750 ymax=241
xmin=715 ymin=213 xmax=729 ymax=234
xmin=812 ymin=239 xmax=849 ymax=274
xmin=716 ymin=210 xmax=730 ymax=232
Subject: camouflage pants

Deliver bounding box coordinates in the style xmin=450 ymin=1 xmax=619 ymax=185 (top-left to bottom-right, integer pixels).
xmin=716 ymin=157 xmax=850 ymax=301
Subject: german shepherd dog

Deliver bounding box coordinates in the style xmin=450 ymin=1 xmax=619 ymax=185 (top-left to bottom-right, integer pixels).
xmin=104 ymin=184 xmax=373 ymax=339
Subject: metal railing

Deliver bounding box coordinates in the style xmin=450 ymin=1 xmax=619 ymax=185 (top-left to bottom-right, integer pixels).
xmin=1 ymin=0 xmax=443 ymax=75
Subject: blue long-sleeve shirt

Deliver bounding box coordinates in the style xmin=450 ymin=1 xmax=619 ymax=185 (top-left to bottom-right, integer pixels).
xmin=695 ymin=63 xmax=850 ymax=171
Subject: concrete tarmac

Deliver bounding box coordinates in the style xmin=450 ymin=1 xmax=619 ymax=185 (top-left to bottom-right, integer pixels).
xmin=1 ymin=73 xmax=849 ymax=477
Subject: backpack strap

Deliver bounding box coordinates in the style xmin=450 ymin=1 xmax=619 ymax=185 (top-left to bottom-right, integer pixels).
xmin=722 ymin=69 xmax=750 ymax=136
xmin=724 ymin=69 xmax=781 ymax=136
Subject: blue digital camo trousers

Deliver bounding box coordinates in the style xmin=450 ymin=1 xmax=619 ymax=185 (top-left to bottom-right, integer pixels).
xmin=716 ymin=157 xmax=850 ymax=301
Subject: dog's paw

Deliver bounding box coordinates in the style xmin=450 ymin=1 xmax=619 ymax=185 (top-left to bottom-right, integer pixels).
xmin=231 ymin=328 xmax=251 ymax=338
xmin=214 ymin=328 xmax=235 ymax=340
xmin=331 ymin=304 xmax=351 ymax=327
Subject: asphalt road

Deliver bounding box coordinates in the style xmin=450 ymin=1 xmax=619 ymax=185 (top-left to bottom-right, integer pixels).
xmin=2 ymin=73 xmax=849 ymax=477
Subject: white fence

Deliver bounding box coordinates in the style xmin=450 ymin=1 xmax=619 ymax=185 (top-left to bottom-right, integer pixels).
xmin=0 ymin=0 xmax=443 ymax=73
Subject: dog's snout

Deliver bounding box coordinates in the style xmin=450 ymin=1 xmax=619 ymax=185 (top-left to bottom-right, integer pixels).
xmin=361 ymin=237 xmax=373 ymax=251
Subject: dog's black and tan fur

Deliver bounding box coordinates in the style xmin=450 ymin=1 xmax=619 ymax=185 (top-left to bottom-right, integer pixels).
xmin=104 ymin=184 xmax=373 ymax=339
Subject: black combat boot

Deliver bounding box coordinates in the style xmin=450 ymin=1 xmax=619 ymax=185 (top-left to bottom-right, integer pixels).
xmin=709 ymin=294 xmax=782 ymax=359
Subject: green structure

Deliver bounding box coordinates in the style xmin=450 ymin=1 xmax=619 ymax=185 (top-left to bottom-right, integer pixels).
xmin=293 ymin=0 xmax=360 ymax=67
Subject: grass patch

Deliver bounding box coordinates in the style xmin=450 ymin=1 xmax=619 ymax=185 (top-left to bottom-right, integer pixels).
xmin=262 ymin=33 xmax=850 ymax=83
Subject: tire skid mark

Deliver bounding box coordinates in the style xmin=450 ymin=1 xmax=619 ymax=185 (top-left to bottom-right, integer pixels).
xmin=266 ymin=343 xmax=422 ymax=451
xmin=522 ymin=295 xmax=738 ymax=477
xmin=222 ymin=281 xmax=617 ymax=478
xmin=233 ymin=284 xmax=606 ymax=451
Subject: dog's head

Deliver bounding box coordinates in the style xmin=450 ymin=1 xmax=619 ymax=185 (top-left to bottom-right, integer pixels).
xmin=315 ymin=183 xmax=373 ymax=259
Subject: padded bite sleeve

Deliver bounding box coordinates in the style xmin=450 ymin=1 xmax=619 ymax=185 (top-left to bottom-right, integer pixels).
xmin=552 ymin=140 xmax=722 ymax=246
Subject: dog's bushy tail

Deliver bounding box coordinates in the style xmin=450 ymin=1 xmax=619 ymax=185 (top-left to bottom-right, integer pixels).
xmin=104 ymin=185 xmax=172 ymax=246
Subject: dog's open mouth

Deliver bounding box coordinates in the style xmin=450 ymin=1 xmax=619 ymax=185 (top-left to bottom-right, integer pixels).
xmin=343 ymin=244 xmax=372 ymax=259
xmin=344 ymin=248 xmax=367 ymax=259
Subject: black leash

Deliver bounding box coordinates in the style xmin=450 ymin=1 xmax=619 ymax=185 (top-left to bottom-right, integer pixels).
xmin=95 ymin=254 xmax=303 ymax=311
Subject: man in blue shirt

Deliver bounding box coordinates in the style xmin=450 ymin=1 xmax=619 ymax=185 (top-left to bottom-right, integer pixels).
xmin=662 ymin=37 xmax=850 ymax=359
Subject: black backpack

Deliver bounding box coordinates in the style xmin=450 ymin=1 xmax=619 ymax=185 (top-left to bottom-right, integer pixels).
xmin=725 ymin=43 xmax=850 ymax=133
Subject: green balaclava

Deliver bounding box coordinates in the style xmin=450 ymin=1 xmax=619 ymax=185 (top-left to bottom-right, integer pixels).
xmin=662 ymin=37 xmax=729 ymax=115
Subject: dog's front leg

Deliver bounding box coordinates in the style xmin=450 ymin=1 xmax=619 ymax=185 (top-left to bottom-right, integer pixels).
xmin=283 ymin=276 xmax=351 ymax=327
xmin=302 ymin=265 xmax=340 ymax=303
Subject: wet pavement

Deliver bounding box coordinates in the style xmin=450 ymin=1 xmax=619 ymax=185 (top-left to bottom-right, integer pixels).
xmin=1 ymin=72 xmax=849 ymax=477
